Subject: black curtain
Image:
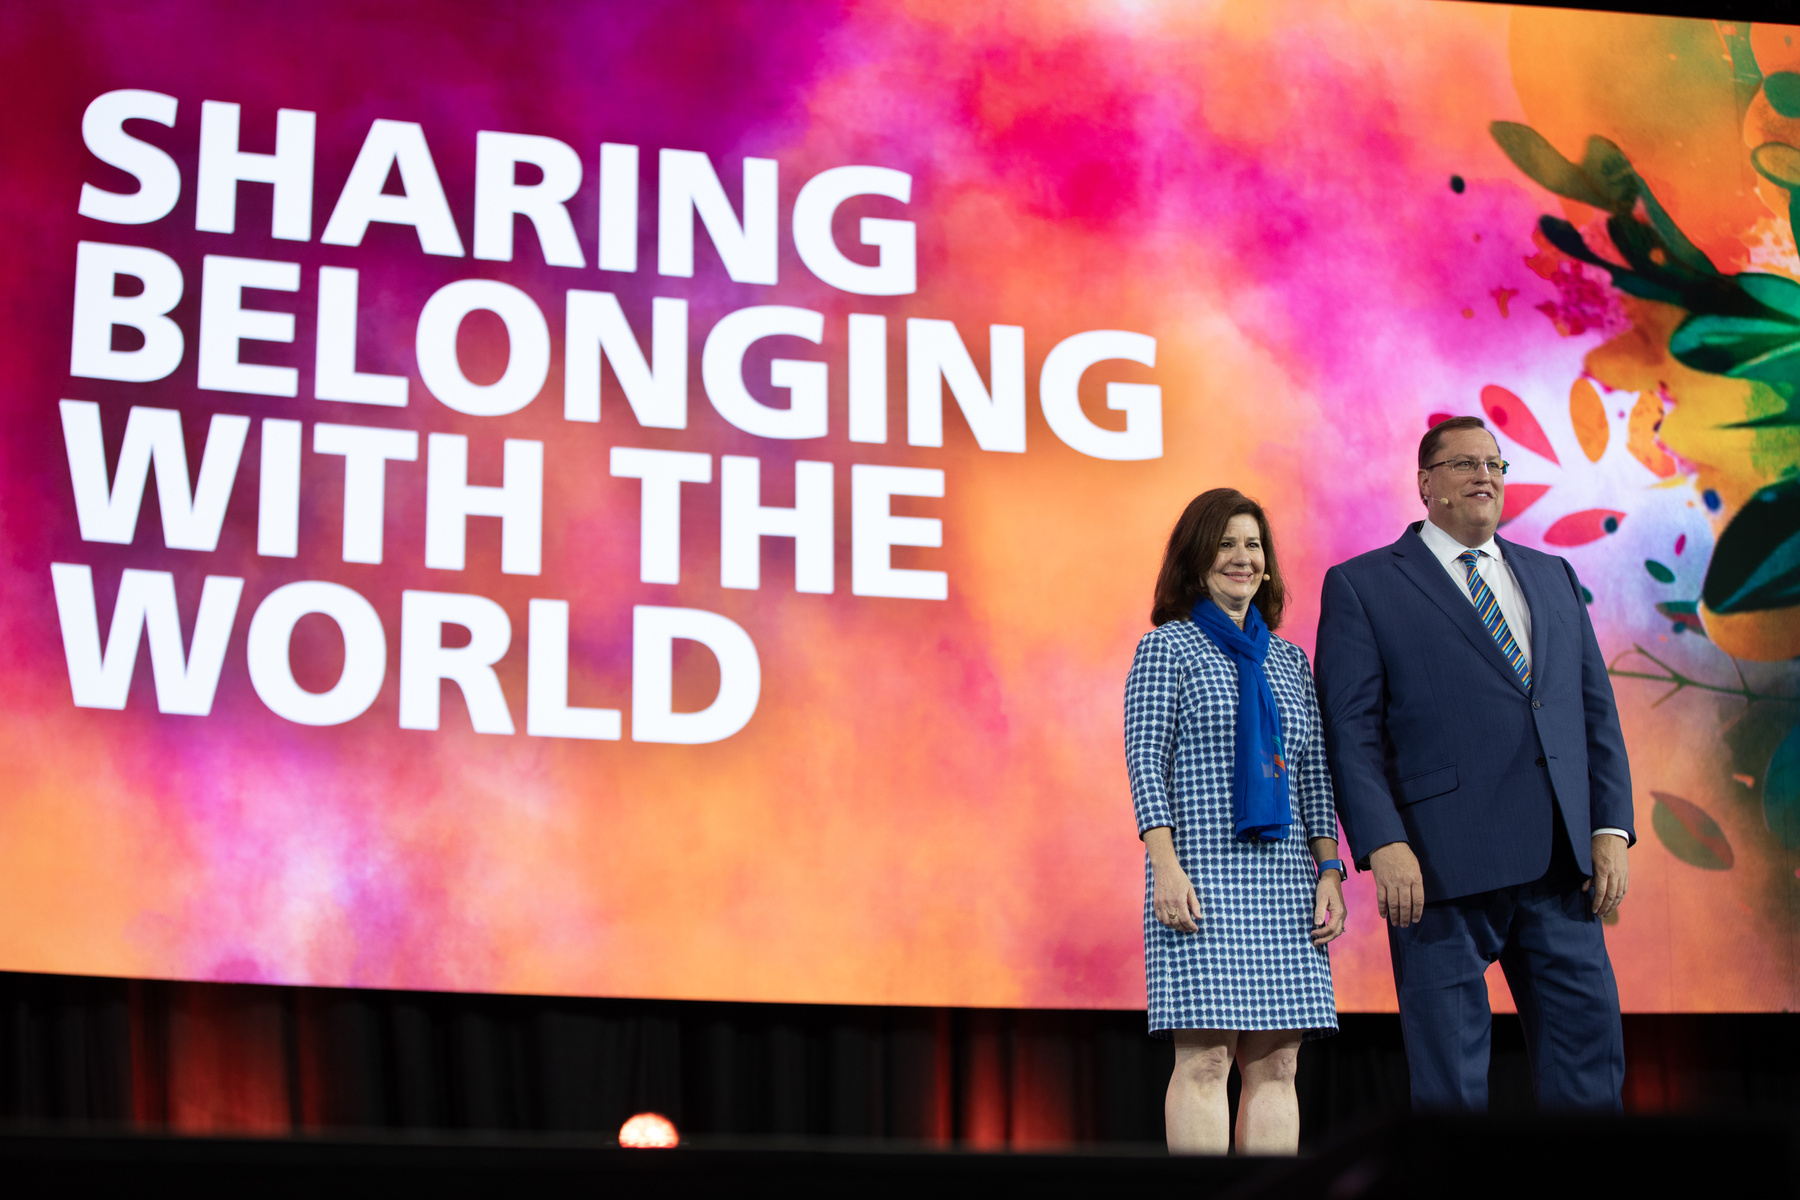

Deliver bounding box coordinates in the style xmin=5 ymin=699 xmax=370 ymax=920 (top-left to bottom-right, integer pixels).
xmin=3 ymin=971 xmax=1796 ymax=1148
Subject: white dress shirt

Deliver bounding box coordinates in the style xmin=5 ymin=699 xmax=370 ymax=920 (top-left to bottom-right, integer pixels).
xmin=1416 ymin=517 xmax=1627 ymax=842
xmin=1417 ymin=518 xmax=1532 ymax=670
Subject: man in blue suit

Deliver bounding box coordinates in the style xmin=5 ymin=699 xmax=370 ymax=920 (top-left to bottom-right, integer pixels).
xmin=1315 ymin=416 xmax=1634 ymax=1111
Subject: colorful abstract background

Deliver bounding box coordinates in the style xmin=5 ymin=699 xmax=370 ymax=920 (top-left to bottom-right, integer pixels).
xmin=0 ymin=0 xmax=1795 ymax=1011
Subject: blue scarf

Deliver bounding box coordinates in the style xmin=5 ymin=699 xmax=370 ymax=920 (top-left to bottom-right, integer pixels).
xmin=1190 ymin=597 xmax=1291 ymax=841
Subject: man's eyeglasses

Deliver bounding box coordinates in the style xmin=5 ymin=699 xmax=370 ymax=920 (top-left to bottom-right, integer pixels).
xmin=1423 ymin=457 xmax=1510 ymax=476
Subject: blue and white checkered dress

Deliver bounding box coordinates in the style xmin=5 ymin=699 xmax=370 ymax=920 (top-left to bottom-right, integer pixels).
xmin=1124 ymin=619 xmax=1339 ymax=1039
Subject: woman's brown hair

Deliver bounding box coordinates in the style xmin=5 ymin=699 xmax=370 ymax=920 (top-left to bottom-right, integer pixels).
xmin=1149 ymin=488 xmax=1286 ymax=629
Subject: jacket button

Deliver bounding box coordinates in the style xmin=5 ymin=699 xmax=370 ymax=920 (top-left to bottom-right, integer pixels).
xmin=1531 ymin=700 xmax=1541 ymax=709
xmin=1535 ymin=756 xmax=1547 ymax=767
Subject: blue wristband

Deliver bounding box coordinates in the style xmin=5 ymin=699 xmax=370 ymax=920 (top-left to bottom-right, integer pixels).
xmin=1317 ymin=858 xmax=1346 ymax=879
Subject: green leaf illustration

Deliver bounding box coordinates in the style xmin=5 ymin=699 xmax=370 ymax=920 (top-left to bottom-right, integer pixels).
xmin=1607 ymin=214 xmax=1669 ymax=275
xmin=1702 ymin=477 xmax=1800 ymax=614
xmin=1654 ymin=600 xmax=1707 ymax=637
xmin=1537 ymin=216 xmax=1611 ymax=264
xmin=1725 ymin=381 xmax=1800 ymax=429
xmin=1670 ymin=277 xmax=1800 ymax=382
xmin=1752 ymin=143 xmax=1800 ymax=191
xmin=1766 ymin=72 xmax=1800 ymax=119
xmin=1491 ymin=122 xmax=1619 ymax=209
xmin=1739 ymin=272 xmax=1800 ymax=320
xmin=1669 ymin=312 xmax=1800 ymax=383
xmin=1494 ymin=123 xmax=1799 ymax=432
xmin=1723 ymin=23 xmax=1766 ymax=128
xmin=1576 ymin=136 xmax=1642 ymax=213
xmin=1766 ymin=725 xmax=1800 ymax=850
xmin=1539 ymin=217 xmax=1689 ymax=306
xmin=1726 ymin=408 xmax=1800 ymax=428
xmin=1650 ymin=792 xmax=1733 ymax=870
xmin=1634 ymin=189 xmax=1719 ymax=277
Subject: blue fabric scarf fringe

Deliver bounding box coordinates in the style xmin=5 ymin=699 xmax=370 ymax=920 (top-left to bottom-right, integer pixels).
xmin=1190 ymin=597 xmax=1291 ymax=842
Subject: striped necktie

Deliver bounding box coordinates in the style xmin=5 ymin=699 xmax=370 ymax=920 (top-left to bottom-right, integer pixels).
xmin=1456 ymin=549 xmax=1531 ymax=688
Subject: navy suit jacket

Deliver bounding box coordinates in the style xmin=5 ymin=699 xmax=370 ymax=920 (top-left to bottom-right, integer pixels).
xmin=1314 ymin=523 xmax=1635 ymax=901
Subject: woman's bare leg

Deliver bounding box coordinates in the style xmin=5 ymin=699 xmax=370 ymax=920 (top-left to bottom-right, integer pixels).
xmin=1234 ymin=1030 xmax=1303 ymax=1155
xmin=1166 ymin=1029 xmax=1237 ymax=1154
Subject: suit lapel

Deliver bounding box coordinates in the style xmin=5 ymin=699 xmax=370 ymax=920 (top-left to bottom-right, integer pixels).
xmin=1390 ymin=526 xmax=1530 ymax=695
xmin=1499 ymin=535 xmax=1553 ymax=695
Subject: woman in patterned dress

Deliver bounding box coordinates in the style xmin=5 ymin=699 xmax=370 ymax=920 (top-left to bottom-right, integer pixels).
xmin=1124 ymin=488 xmax=1346 ymax=1155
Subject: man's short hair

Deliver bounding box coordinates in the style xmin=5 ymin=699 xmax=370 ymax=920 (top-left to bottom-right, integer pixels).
xmin=1419 ymin=415 xmax=1490 ymax=468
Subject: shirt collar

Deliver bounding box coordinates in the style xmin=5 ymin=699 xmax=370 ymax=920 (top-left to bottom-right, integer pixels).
xmin=1417 ymin=516 xmax=1503 ymax=569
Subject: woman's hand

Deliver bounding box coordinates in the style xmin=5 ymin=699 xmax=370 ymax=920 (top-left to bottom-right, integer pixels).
xmin=1143 ymin=827 xmax=1201 ymax=932
xmin=1311 ymin=871 xmax=1347 ymax=946
xmin=1154 ymin=860 xmax=1202 ymax=933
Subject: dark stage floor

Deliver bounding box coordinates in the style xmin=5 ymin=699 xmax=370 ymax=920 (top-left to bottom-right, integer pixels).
xmin=1 ymin=1114 xmax=1792 ymax=1198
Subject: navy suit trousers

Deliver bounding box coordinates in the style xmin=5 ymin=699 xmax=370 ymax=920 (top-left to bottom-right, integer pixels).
xmin=1387 ymin=815 xmax=1624 ymax=1112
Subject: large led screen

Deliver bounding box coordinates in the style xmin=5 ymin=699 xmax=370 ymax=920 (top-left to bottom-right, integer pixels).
xmin=1 ymin=1 xmax=1796 ymax=1011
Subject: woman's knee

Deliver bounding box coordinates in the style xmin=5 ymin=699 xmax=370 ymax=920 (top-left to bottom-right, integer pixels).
xmin=1172 ymin=1037 xmax=1235 ymax=1085
xmin=1238 ymin=1038 xmax=1300 ymax=1086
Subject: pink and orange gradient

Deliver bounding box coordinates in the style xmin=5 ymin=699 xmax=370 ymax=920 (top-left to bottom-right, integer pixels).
xmin=0 ymin=1 xmax=1792 ymax=1012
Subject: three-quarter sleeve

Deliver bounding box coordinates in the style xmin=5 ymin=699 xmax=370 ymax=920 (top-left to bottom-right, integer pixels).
xmin=1124 ymin=629 xmax=1181 ymax=835
xmin=1289 ymin=645 xmax=1339 ymax=842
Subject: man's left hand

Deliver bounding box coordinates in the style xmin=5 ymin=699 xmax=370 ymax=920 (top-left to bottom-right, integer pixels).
xmin=1583 ymin=834 xmax=1629 ymax=917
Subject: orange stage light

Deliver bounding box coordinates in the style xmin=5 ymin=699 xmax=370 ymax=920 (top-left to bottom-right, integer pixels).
xmin=618 ymin=1112 xmax=680 ymax=1149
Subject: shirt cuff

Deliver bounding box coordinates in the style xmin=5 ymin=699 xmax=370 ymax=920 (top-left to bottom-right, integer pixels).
xmin=1592 ymin=827 xmax=1629 ymax=841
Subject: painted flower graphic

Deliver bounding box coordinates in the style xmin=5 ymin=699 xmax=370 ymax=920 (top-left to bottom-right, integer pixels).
xmin=1478 ymin=21 xmax=1800 ymax=875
